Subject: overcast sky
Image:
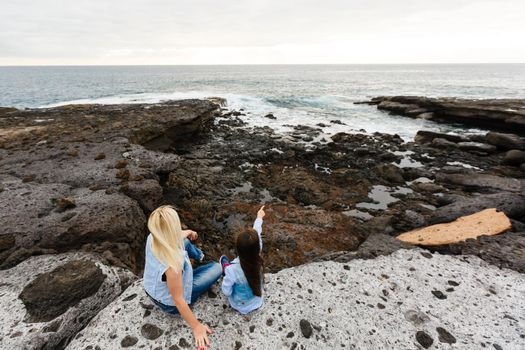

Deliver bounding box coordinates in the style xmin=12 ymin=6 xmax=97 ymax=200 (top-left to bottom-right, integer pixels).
xmin=1 ymin=0 xmax=524 ymax=65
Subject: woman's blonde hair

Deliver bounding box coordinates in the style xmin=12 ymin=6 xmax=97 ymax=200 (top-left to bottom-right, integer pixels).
xmin=148 ymin=205 xmax=184 ymax=272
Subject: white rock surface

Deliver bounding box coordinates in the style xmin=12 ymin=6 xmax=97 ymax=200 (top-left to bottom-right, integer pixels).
xmin=66 ymin=249 xmax=525 ymax=350
xmin=0 ymin=253 xmax=135 ymax=350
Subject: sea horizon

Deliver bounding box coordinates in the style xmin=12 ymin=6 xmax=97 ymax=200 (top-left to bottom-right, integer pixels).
xmin=1 ymin=62 xmax=524 ymax=67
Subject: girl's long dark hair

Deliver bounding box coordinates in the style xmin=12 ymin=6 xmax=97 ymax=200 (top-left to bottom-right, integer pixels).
xmin=236 ymin=228 xmax=263 ymax=297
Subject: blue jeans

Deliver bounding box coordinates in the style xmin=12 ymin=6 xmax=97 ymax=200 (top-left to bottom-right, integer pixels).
xmin=150 ymin=239 xmax=222 ymax=314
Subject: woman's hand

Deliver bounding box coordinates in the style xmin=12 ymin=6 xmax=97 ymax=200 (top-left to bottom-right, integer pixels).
xmin=183 ymin=230 xmax=198 ymax=241
xmin=193 ymin=322 xmax=213 ymax=349
xmin=257 ymin=205 xmax=266 ymax=219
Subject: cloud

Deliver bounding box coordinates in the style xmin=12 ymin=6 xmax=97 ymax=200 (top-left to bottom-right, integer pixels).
xmin=0 ymin=0 xmax=524 ymax=64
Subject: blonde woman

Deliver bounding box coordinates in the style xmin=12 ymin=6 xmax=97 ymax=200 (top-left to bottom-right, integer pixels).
xmin=143 ymin=205 xmax=222 ymax=349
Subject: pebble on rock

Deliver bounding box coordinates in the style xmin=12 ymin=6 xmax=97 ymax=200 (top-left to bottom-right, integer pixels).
xmin=140 ymin=323 xmax=163 ymax=340
xmin=299 ymin=319 xmax=313 ymax=339
xmin=436 ymin=327 xmax=457 ymax=344
xmin=120 ymin=335 xmax=138 ymax=347
xmin=431 ymin=290 xmax=447 ymax=300
xmin=415 ymin=331 xmax=434 ymax=349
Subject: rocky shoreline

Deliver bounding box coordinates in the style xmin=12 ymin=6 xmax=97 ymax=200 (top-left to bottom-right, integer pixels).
xmin=358 ymin=96 xmax=525 ymax=135
xmin=0 ymin=97 xmax=524 ymax=349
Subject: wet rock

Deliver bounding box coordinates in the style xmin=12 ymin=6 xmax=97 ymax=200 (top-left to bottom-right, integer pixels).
xmin=368 ymin=96 xmax=525 ymax=133
xmin=437 ymin=173 xmax=524 ymax=193
xmin=431 ymin=137 xmax=457 ymax=149
xmin=502 ymin=150 xmax=525 ymax=166
xmin=299 ymin=319 xmax=313 ymax=339
xmin=416 ymin=112 xmax=434 ymax=120
xmin=457 ymin=141 xmax=496 ymax=153
xmin=430 ymin=192 xmax=525 ymax=224
xmin=415 ymin=331 xmax=434 ymax=349
xmin=264 ymin=113 xmax=276 ymax=120
xmin=374 ymin=164 xmax=404 ymax=184
xmin=415 ymin=130 xmax=464 ymax=144
xmin=218 ymin=117 xmax=247 ymax=127
xmin=486 ymin=132 xmax=525 ymax=150
xmin=414 ymin=182 xmax=444 ymax=193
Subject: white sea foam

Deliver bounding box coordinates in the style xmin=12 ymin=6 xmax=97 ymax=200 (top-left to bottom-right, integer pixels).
xmin=39 ymin=90 xmax=488 ymax=141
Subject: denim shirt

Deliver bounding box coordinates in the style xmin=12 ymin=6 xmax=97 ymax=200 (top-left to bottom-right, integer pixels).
xmin=221 ymin=218 xmax=264 ymax=314
xmin=143 ymin=234 xmax=193 ymax=305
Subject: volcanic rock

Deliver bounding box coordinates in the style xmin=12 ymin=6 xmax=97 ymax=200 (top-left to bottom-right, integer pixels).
xmin=486 ymin=132 xmax=525 ymax=150
xmin=502 ymin=150 xmax=525 ymax=166
xmin=0 ymin=253 xmax=134 ymax=350
xmin=437 ymin=173 xmax=524 ymax=193
xmin=415 ymin=130 xmax=465 ymax=144
xmin=65 ymin=250 xmax=525 ymax=350
xmin=457 ymin=141 xmax=496 ymax=153
xmin=430 ymin=192 xmax=525 ymax=224
xmin=366 ymin=96 xmax=525 ymax=134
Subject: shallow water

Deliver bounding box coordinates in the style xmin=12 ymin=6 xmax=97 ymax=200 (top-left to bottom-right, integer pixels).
xmin=1 ymin=64 xmax=524 ymax=140
xmin=356 ymin=185 xmax=413 ymax=211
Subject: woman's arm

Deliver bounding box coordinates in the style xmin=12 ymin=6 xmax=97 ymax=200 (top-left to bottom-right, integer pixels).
xmin=254 ymin=205 xmax=265 ymax=250
xmin=165 ymin=267 xmax=212 ymax=349
xmin=181 ymin=229 xmax=198 ymax=241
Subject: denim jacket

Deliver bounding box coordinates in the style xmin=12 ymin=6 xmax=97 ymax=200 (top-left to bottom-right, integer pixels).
xmin=143 ymin=234 xmax=193 ymax=306
xmin=221 ymin=218 xmax=264 ymax=314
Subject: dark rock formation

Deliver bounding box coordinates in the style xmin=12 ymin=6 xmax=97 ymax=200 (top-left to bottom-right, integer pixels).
xmin=486 ymin=132 xmax=525 ymax=150
xmin=416 ymin=331 xmax=434 ymax=349
xmin=362 ymin=96 xmax=525 ymax=134
xmin=444 ymin=231 xmax=525 ymax=273
xmin=0 ymin=253 xmax=135 ymax=350
xmin=415 ymin=130 xmax=466 ymax=144
xmin=436 ymin=173 xmax=524 ymax=193
xmin=314 ymin=233 xmax=414 ymax=263
xmin=0 ymin=100 xmax=219 ymax=270
xmin=299 ymin=319 xmax=313 ymax=339
xmin=19 ymin=260 xmax=106 ymax=322
xmin=503 ymin=150 xmax=525 ymax=165
xmin=429 ymin=192 xmax=525 ymax=224
xmin=2 ymin=97 xmax=525 ymax=349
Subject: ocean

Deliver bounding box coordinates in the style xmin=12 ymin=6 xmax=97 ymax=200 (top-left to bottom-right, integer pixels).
xmin=1 ymin=64 xmax=524 ymax=140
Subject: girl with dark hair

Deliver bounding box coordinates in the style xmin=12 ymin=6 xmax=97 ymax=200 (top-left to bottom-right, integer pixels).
xmin=220 ymin=205 xmax=265 ymax=314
